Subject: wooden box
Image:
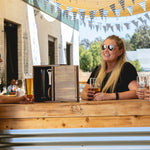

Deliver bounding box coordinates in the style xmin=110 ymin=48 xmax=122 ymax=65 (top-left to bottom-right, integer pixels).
xmin=33 ymin=65 xmax=79 ymax=102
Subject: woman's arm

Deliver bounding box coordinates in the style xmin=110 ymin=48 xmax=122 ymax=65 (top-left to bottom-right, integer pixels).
xmin=93 ymin=80 xmax=138 ymax=101
xmin=0 ymin=95 xmax=31 ymax=104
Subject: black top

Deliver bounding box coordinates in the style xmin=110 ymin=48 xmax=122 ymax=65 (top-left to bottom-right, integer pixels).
xmin=87 ymin=62 xmax=138 ymax=93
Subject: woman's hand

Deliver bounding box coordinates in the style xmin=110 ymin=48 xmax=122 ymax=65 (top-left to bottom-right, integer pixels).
xmin=93 ymin=92 xmax=115 ymax=101
xmin=87 ymin=87 xmax=95 ymax=100
xmin=18 ymin=95 xmax=35 ymax=104
xmin=136 ymin=89 xmax=145 ymax=99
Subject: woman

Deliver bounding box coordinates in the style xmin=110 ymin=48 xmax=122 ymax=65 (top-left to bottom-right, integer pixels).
xmin=81 ymin=35 xmax=138 ymax=101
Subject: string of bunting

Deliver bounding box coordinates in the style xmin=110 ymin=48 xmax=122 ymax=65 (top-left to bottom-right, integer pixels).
xmin=41 ymin=0 xmax=149 ymax=33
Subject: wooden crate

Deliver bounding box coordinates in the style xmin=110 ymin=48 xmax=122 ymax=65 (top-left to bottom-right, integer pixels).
xmin=33 ymin=65 xmax=79 ymax=102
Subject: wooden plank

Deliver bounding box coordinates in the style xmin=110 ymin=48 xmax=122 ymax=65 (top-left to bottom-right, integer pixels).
xmin=0 ymin=100 xmax=150 ymax=119
xmin=1 ymin=115 xmax=150 ymax=130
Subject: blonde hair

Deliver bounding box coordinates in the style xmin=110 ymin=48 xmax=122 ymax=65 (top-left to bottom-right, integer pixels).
xmin=97 ymin=35 xmax=126 ymax=93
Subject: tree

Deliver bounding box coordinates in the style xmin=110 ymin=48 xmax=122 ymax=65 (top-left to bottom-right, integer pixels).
xmin=130 ymin=25 xmax=150 ymax=50
xmin=80 ymin=39 xmax=91 ymax=49
xmin=89 ymin=41 xmax=102 ymax=70
xmin=130 ymin=60 xmax=142 ymax=72
xmin=80 ymin=50 xmax=93 ymax=71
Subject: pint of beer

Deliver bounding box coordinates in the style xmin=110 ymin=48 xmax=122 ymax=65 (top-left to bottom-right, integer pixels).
xmin=25 ymin=77 xmax=33 ymax=101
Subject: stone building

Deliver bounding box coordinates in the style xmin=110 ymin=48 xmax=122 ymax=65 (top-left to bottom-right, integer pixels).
xmin=0 ymin=0 xmax=79 ymax=85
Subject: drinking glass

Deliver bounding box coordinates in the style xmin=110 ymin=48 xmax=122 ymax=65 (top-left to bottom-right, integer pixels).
xmin=137 ymin=74 xmax=146 ymax=99
xmin=25 ymin=73 xmax=34 ymax=103
xmin=90 ymin=78 xmax=101 ymax=93
xmin=145 ymin=75 xmax=150 ymax=101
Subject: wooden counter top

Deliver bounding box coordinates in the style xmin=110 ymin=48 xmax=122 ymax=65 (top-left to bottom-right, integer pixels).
xmin=0 ymin=99 xmax=150 ymax=129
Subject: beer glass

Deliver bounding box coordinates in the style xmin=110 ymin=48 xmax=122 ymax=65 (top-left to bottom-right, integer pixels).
xmin=90 ymin=78 xmax=101 ymax=93
xmin=136 ymin=74 xmax=146 ymax=99
xmin=25 ymin=74 xmax=33 ymax=103
xmin=145 ymin=75 xmax=150 ymax=101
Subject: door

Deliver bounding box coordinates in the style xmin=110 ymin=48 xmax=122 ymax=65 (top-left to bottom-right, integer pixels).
xmin=4 ymin=21 xmax=18 ymax=85
xmin=48 ymin=36 xmax=55 ymax=65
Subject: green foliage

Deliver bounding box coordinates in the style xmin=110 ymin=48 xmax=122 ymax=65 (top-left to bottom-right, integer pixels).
xmin=130 ymin=60 xmax=142 ymax=72
xmin=89 ymin=41 xmax=102 ymax=70
xmin=130 ymin=26 xmax=150 ymax=50
xmin=80 ymin=50 xmax=93 ymax=71
xmin=79 ymin=40 xmax=102 ymax=72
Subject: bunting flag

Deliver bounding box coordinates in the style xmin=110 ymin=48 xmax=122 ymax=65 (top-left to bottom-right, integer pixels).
xmin=103 ymin=10 xmax=109 ymax=17
xmin=132 ymin=0 xmax=135 ymax=4
xmin=131 ymin=20 xmax=139 ymax=27
xmin=88 ymin=21 xmax=93 ymax=29
xmin=115 ymin=8 xmax=121 ymax=17
xmin=96 ymin=25 xmax=99 ymax=32
xmin=65 ymin=10 xmax=69 ymax=18
xmin=127 ymin=5 xmax=133 ymax=15
xmin=89 ymin=10 xmax=96 ymax=20
xmin=72 ymin=12 xmax=77 ymax=21
xmin=103 ymin=26 xmax=107 ymax=32
xmin=57 ymin=7 xmax=61 ymax=17
xmin=51 ymin=4 xmax=54 ymax=13
xmin=44 ymin=0 xmax=48 ymax=9
xmin=124 ymin=23 xmax=130 ymax=29
xmin=119 ymin=0 xmax=125 ymax=11
xmin=116 ymin=24 xmax=121 ymax=31
xmin=139 ymin=1 xmax=146 ymax=11
xmin=106 ymin=23 xmax=111 ymax=30
xmin=110 ymin=26 xmax=114 ymax=32
xmin=110 ymin=4 xmax=116 ymax=15
xmin=144 ymin=13 xmax=150 ymax=20
xmin=80 ymin=12 xmax=85 ymax=22
xmin=143 ymin=19 xmax=147 ymax=26
xmin=138 ymin=17 xmax=144 ymax=23
xmin=99 ymin=8 xmax=104 ymax=18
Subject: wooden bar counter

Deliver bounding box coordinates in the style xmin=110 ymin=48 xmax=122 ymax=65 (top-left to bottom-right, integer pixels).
xmin=0 ymin=99 xmax=150 ymax=130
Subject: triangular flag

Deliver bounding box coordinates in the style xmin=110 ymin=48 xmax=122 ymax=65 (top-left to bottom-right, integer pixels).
xmin=51 ymin=4 xmax=54 ymax=13
xmin=145 ymin=13 xmax=150 ymax=20
xmin=80 ymin=12 xmax=85 ymax=22
xmin=116 ymin=24 xmax=121 ymax=31
xmin=124 ymin=23 xmax=130 ymax=29
xmin=89 ymin=10 xmax=96 ymax=20
xmin=72 ymin=12 xmax=77 ymax=21
xmin=110 ymin=4 xmax=116 ymax=15
xmin=103 ymin=10 xmax=109 ymax=17
xmin=103 ymin=26 xmax=107 ymax=32
xmin=131 ymin=20 xmax=139 ymax=27
xmin=99 ymin=8 xmax=104 ymax=18
xmin=119 ymin=0 xmax=125 ymax=11
xmin=115 ymin=9 xmax=121 ymax=17
xmin=110 ymin=26 xmax=114 ymax=32
xmin=96 ymin=25 xmax=99 ymax=32
xmin=65 ymin=10 xmax=69 ymax=19
xmin=57 ymin=7 xmax=61 ymax=17
xmin=132 ymin=0 xmax=135 ymax=4
xmin=127 ymin=6 xmax=133 ymax=15
xmin=89 ymin=21 xmax=93 ymax=29
xmin=106 ymin=23 xmax=111 ymax=30
xmin=44 ymin=0 xmax=48 ymax=9
xmin=138 ymin=17 xmax=144 ymax=23
xmin=143 ymin=19 xmax=147 ymax=26
xmin=139 ymin=1 xmax=146 ymax=11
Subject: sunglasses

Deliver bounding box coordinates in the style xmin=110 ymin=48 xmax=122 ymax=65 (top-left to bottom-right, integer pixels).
xmin=101 ymin=44 xmax=114 ymax=51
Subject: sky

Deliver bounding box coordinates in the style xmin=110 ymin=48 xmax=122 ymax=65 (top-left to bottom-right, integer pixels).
xmin=79 ymin=11 xmax=150 ymax=42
